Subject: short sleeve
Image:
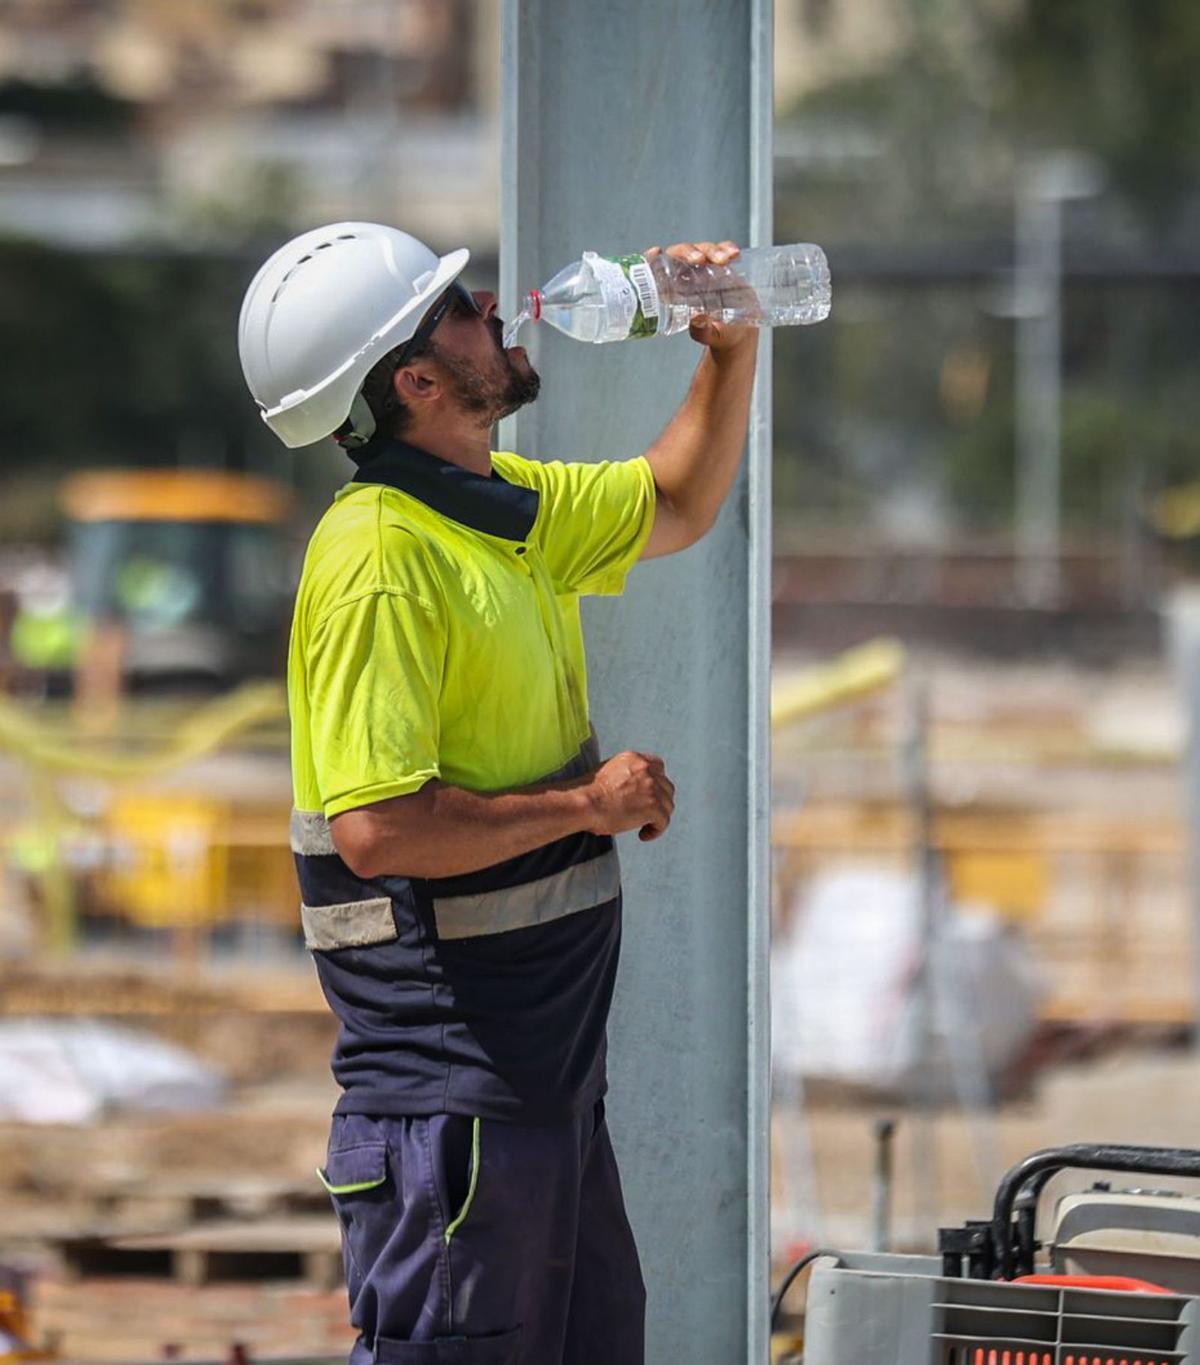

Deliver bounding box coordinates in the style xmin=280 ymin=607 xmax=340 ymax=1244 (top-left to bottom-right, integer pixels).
xmin=305 ymin=588 xmax=445 ymax=818
xmin=523 ymin=457 xmax=657 ymax=596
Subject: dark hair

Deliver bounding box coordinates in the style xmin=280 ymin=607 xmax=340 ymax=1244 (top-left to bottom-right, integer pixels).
xmin=360 ymin=338 xmax=432 ymax=438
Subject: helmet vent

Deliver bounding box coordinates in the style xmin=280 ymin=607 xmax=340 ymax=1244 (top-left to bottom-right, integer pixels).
xmin=270 ymin=253 xmax=316 ymax=304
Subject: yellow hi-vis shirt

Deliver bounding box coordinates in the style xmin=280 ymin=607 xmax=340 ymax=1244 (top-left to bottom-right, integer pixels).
xmin=288 ymin=441 xmax=657 ymax=818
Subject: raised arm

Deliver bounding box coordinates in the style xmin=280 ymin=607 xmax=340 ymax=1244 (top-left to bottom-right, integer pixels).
xmin=640 ymin=240 xmax=760 ymax=560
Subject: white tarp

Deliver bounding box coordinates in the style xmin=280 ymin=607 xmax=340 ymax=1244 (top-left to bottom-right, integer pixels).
xmin=0 ymin=1018 xmax=225 ymax=1124
xmin=771 ymin=865 xmax=1044 ymax=1099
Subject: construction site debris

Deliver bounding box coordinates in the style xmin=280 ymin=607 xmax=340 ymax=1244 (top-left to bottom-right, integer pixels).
xmin=0 ymin=1021 xmax=224 ymax=1124
xmin=772 ymin=866 xmax=1043 ymax=1096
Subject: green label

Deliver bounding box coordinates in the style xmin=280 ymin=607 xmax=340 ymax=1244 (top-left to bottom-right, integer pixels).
xmin=609 ymin=254 xmax=661 ymax=339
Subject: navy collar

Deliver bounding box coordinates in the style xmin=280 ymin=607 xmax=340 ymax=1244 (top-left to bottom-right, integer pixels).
xmin=350 ymin=437 xmax=539 ymax=542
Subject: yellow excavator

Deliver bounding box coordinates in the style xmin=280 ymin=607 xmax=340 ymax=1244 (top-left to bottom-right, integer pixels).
xmin=60 ymin=468 xmax=296 ymax=704
xmin=0 ymin=471 xmax=300 ymax=951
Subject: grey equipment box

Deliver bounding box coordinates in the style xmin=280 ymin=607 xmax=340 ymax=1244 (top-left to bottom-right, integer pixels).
xmin=1053 ymin=1188 xmax=1200 ymax=1296
xmin=803 ymin=1249 xmax=1200 ymax=1365
xmin=790 ymin=1146 xmax=1200 ymax=1365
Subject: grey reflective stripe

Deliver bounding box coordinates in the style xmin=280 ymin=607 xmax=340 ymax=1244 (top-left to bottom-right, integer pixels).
xmin=434 ymin=849 xmax=620 ymax=941
xmin=289 ymin=732 xmax=599 ymax=857
xmin=291 ymin=808 xmax=335 ymax=856
xmin=301 ymin=898 xmax=396 ymax=951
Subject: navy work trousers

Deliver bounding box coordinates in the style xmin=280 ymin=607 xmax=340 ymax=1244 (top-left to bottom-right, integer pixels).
xmin=321 ymin=1101 xmax=646 ymax=1364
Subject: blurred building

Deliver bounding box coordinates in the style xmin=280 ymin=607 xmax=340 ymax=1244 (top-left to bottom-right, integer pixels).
xmin=0 ymin=0 xmax=899 ymax=251
xmin=775 ymin=0 xmax=906 ymax=110
xmin=0 ymin=0 xmax=501 ymax=250
xmin=0 ymin=0 xmax=932 ymax=253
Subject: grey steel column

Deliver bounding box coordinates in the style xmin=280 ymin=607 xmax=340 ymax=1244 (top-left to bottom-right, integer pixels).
xmin=500 ymin=3 xmax=773 ymax=1361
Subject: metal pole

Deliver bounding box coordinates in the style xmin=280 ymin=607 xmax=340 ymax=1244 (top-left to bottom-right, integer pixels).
xmin=872 ymin=1118 xmax=897 ymax=1253
xmin=1013 ymin=153 xmax=1103 ymax=609
xmin=501 ymin=3 xmax=773 ymax=1360
xmin=1014 ymin=182 xmax=1062 ymax=609
xmin=902 ymin=671 xmax=939 ymax=1237
xmin=746 ymin=4 xmax=775 ymax=1353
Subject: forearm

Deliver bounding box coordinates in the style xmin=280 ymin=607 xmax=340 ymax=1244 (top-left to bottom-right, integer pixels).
xmin=331 ymin=778 xmax=596 ymax=880
xmin=645 ymin=333 xmax=758 ymax=538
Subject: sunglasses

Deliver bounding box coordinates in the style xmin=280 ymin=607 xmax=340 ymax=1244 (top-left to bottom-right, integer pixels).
xmin=393 ymin=281 xmax=482 ymax=368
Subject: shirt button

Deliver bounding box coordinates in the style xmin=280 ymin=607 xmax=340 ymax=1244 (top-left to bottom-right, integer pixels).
xmin=515 ymin=546 xmax=527 ymax=556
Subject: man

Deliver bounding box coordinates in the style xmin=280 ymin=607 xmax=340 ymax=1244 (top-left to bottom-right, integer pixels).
xmin=238 ymin=223 xmax=757 ymax=1365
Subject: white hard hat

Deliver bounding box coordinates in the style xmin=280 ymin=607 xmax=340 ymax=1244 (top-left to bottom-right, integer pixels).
xmin=237 ymin=221 xmax=469 ymax=449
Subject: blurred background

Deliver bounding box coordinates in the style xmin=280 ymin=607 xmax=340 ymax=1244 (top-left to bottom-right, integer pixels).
xmin=2 ymin=1 xmax=1200 ymax=1360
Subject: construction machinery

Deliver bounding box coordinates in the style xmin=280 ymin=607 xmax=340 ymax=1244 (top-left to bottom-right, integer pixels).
xmin=62 ymin=469 xmax=295 ymax=695
xmin=779 ymin=1143 xmax=1200 ymax=1365
xmin=0 ymin=681 xmax=293 ymax=952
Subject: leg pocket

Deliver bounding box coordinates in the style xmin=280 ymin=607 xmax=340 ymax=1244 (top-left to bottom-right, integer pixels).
xmin=318 ymin=1141 xmax=389 ymax=1196
xmin=318 ymin=1141 xmax=391 ymax=1294
xmin=374 ymin=1325 xmax=522 ymax=1363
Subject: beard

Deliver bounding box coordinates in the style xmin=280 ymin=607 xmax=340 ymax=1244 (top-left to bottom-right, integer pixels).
xmin=430 ymin=320 xmax=541 ymax=427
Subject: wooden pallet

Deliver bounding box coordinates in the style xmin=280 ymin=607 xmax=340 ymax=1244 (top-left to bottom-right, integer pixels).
xmin=59 ymin=1216 xmax=343 ymax=1291
xmin=94 ymin=1175 xmax=330 ymax=1225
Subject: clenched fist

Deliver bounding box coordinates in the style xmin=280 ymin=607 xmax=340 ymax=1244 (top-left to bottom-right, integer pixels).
xmin=586 ymin=751 xmax=677 ymax=843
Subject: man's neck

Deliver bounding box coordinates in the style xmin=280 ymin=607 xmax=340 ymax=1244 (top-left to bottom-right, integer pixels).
xmin=403 ymin=418 xmax=494 ymax=477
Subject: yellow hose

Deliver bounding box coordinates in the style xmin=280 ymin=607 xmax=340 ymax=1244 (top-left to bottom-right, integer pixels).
xmin=771 ymin=638 xmax=905 ymax=728
xmin=0 ymin=683 xmax=287 ymax=778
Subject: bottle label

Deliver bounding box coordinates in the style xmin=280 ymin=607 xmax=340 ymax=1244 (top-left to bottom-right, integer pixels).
xmin=621 ymin=255 xmax=661 ymax=337
xmin=582 ymin=252 xmax=660 ymax=341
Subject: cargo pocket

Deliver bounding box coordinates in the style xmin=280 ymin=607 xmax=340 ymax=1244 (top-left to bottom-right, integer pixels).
xmin=373 ymin=1325 xmax=522 ymax=1363
xmin=317 ymin=1141 xmax=389 ymax=1196
xmin=317 ymin=1141 xmax=390 ymax=1294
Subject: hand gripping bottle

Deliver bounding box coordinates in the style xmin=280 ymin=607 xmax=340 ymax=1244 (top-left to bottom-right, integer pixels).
xmin=504 ymin=243 xmax=831 ymax=347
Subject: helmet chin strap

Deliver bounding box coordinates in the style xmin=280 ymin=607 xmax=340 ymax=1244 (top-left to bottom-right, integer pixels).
xmin=334 ymin=391 xmax=378 ymax=451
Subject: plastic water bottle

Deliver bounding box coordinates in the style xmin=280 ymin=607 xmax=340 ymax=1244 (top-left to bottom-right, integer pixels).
xmin=503 ymin=243 xmax=831 ymax=348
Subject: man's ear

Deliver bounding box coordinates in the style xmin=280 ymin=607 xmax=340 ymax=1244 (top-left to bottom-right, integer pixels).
xmin=394 ymin=361 xmax=439 ymax=406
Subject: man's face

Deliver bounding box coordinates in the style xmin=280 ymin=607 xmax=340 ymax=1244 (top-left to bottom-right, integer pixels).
xmin=422 ymin=287 xmax=540 ymax=426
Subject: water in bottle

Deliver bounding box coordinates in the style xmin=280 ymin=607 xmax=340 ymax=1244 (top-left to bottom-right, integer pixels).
xmin=503 ymin=243 xmax=831 ymax=348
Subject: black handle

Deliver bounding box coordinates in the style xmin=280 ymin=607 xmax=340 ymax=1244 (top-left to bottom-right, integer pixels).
xmin=991 ymin=1143 xmax=1200 ymax=1279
